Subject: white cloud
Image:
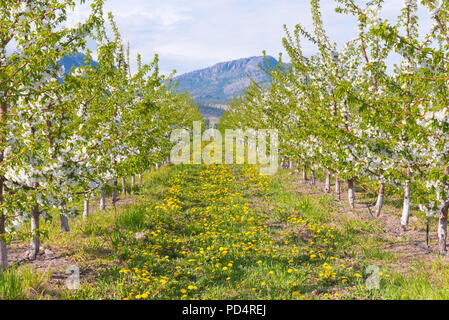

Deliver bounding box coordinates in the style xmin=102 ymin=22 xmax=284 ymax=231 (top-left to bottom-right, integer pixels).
xmin=73 ymin=0 xmax=437 ymax=75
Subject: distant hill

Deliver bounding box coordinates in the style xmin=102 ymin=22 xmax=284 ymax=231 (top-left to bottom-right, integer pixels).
xmin=60 ymin=54 xmax=285 ymax=121
xmin=58 ymin=52 xmax=97 ymax=76
xmin=174 ymin=56 xmax=286 ymax=119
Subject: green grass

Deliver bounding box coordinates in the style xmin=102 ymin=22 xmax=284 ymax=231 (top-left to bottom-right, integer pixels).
xmin=64 ymin=165 xmax=398 ymax=299
xmin=0 ymin=266 xmax=50 ymax=299
xmin=4 ymin=164 xmax=449 ymax=299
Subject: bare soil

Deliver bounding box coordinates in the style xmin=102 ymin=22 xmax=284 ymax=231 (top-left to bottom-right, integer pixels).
xmin=6 ymin=194 xmax=136 ymax=298
xmin=293 ymin=175 xmax=441 ymax=271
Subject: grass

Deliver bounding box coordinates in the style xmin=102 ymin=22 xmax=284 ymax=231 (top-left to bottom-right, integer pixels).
xmin=64 ymin=164 xmax=402 ymax=299
xmin=3 ymin=164 xmax=449 ymax=299
xmin=0 ymin=266 xmax=50 ymax=299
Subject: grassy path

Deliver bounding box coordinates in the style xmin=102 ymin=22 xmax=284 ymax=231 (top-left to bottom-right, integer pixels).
xmin=4 ymin=164 xmax=449 ymax=299
xmin=70 ymin=165 xmax=411 ymax=299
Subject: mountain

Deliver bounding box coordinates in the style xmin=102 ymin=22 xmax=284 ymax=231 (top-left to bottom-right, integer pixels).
xmin=174 ymin=56 xmax=284 ymax=120
xmin=59 ymin=54 xmax=283 ymax=122
xmin=58 ymin=52 xmax=97 ymax=76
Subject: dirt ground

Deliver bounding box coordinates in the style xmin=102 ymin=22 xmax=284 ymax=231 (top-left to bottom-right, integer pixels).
xmin=6 ymin=195 xmax=135 ymax=297
xmin=292 ymin=175 xmax=442 ymax=270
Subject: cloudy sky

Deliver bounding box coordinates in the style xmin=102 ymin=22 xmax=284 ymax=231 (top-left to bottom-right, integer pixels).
xmin=74 ymin=0 xmax=434 ymax=76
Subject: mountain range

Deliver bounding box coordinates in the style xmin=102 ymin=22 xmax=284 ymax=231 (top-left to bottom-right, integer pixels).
xmin=59 ymin=54 xmax=284 ymax=121
xmin=173 ymin=56 xmax=285 ymax=120
xmin=59 ymin=52 xmax=97 ymax=75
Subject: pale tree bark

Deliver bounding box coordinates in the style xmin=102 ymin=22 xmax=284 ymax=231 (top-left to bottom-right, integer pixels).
xmin=0 ymin=209 xmax=7 ymax=270
xmin=325 ymin=169 xmax=331 ymax=193
xmin=121 ymin=177 xmax=126 ymax=195
xmin=83 ymin=191 xmax=90 ymax=219
xmin=138 ymin=172 xmax=143 ymax=185
xmin=311 ymin=169 xmax=316 ymax=185
xmin=0 ymin=103 xmax=7 ymax=269
xmin=100 ymin=189 xmax=106 ymax=210
xmin=438 ymin=166 xmax=449 ymax=254
xmin=289 ymin=161 xmax=293 ymax=169
xmin=60 ymin=213 xmax=70 ymax=233
xmin=131 ymin=176 xmax=135 ymax=189
xmin=438 ymin=203 xmax=449 ymax=254
xmin=112 ymin=178 xmax=118 ymax=204
xmin=401 ymin=167 xmax=412 ymax=230
xmin=348 ymin=178 xmax=355 ymax=209
xmin=335 ymin=175 xmax=341 ymax=201
xmin=60 ymin=201 xmax=70 ymax=233
xmin=28 ymin=205 xmax=40 ymax=260
xmin=302 ymin=165 xmax=308 ymax=183
xmin=375 ymin=182 xmax=386 ymax=218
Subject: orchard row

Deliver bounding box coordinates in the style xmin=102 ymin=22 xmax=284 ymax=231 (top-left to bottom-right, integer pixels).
xmin=220 ymin=0 xmax=449 ymax=253
xmin=0 ymin=1 xmax=203 ymax=269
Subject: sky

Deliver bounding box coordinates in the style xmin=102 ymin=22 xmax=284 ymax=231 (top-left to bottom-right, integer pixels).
xmin=70 ymin=0 xmax=435 ymax=76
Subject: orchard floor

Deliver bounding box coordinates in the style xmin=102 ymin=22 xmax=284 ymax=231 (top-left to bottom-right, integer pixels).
xmin=2 ymin=164 xmax=449 ymax=300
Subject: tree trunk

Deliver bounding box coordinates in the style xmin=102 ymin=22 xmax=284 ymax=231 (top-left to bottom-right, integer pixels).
xmin=29 ymin=205 xmax=40 ymax=261
xmin=60 ymin=201 xmax=70 ymax=233
xmin=83 ymin=191 xmax=89 ymax=219
xmin=112 ymin=178 xmax=118 ymax=204
xmin=438 ymin=166 xmax=449 ymax=254
xmin=348 ymin=178 xmax=355 ymax=209
xmin=121 ymin=177 xmax=126 ymax=195
xmin=335 ymin=175 xmax=341 ymax=201
xmin=0 ymin=99 xmax=7 ymax=270
xmin=438 ymin=201 xmax=449 ymax=254
xmin=401 ymin=183 xmax=411 ymax=230
xmin=302 ymin=165 xmax=308 ymax=183
xmin=325 ymin=169 xmax=331 ymax=193
xmin=375 ymin=182 xmax=385 ymax=218
xmin=100 ymin=189 xmax=106 ymax=210
xmin=0 ymin=211 xmax=7 ymax=270
xmin=401 ymin=167 xmax=412 ymax=230
xmin=139 ymin=172 xmax=143 ymax=185
xmin=131 ymin=176 xmax=135 ymax=189
xmin=60 ymin=213 xmax=70 ymax=233
xmin=289 ymin=161 xmax=293 ymax=169
xmin=311 ymin=169 xmax=316 ymax=185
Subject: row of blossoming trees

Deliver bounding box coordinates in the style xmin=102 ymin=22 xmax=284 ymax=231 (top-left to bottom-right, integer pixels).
xmin=0 ymin=0 xmax=203 ymax=269
xmin=220 ymin=0 xmax=449 ymax=253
